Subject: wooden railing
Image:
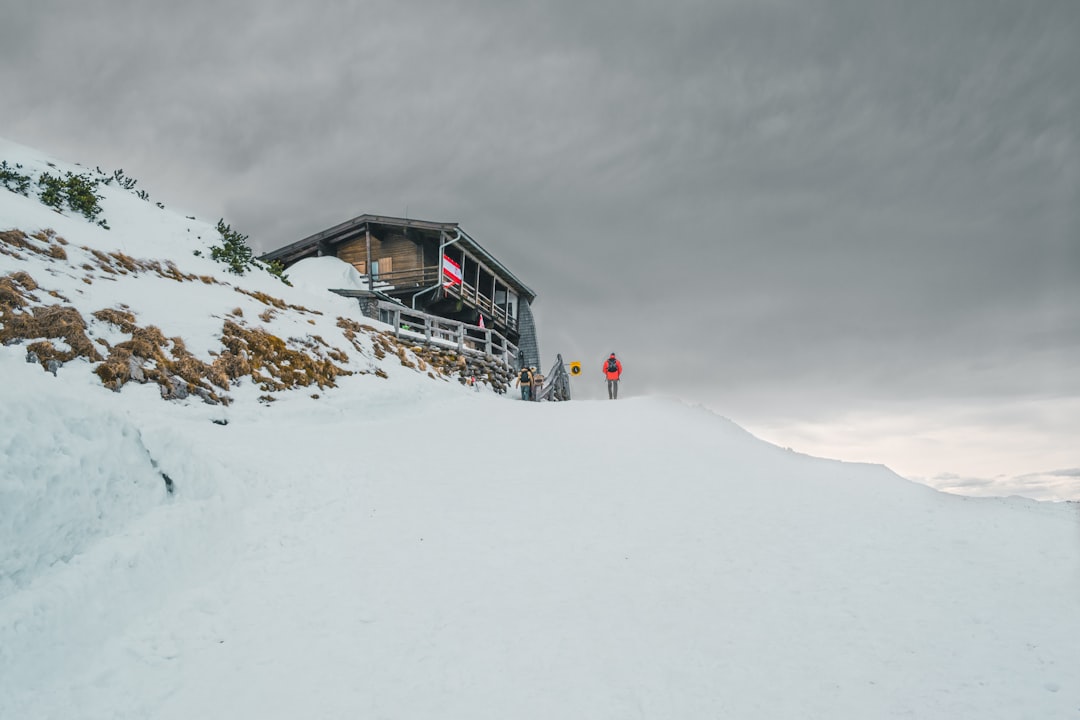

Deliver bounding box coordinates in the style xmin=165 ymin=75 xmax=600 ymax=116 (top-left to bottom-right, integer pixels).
xmin=371 ymin=267 xmax=440 ymax=288
xmin=376 ymin=301 xmax=518 ymax=366
xmin=444 ymin=280 xmax=516 ymax=331
xmin=363 ymin=265 xmax=518 ymax=331
xmin=535 ymin=354 xmax=571 ymax=401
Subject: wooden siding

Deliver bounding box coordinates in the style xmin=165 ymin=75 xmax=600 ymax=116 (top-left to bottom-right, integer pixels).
xmin=336 ymin=233 xmax=422 ymax=275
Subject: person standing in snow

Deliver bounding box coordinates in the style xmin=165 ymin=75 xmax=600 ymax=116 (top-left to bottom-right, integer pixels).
xmin=603 ymin=352 xmax=622 ymax=400
xmin=516 ymin=365 xmax=534 ymax=401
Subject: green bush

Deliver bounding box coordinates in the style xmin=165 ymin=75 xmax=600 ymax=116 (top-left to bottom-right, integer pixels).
xmin=36 ymin=172 xmax=65 ymax=210
xmin=0 ymin=161 xmax=31 ymax=195
xmin=62 ymin=172 xmax=104 ymax=222
xmin=264 ymin=259 xmax=290 ymax=284
xmin=210 ymin=219 xmax=255 ymax=274
xmin=111 ymin=168 xmax=138 ymax=190
xmin=35 ymin=170 xmax=109 ymax=227
xmin=208 ymin=219 xmax=290 ymax=284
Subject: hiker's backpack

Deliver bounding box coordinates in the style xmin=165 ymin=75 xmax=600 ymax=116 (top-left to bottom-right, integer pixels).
xmin=520 ymin=368 xmax=531 ymax=382
xmin=607 ymin=357 xmax=618 ymax=374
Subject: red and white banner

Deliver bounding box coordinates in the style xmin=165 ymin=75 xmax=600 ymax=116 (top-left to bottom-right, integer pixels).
xmin=442 ymin=255 xmax=462 ymax=286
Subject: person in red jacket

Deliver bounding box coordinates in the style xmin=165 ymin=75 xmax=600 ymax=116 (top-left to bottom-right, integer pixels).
xmin=602 ymin=352 xmax=623 ymax=400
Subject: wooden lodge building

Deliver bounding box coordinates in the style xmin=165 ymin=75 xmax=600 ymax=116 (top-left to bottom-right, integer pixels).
xmin=260 ymin=215 xmax=541 ymax=370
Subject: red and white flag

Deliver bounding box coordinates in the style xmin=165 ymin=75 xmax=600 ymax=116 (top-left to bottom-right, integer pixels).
xmin=478 ymin=314 xmax=485 ymax=329
xmin=442 ymin=255 xmax=462 ymax=286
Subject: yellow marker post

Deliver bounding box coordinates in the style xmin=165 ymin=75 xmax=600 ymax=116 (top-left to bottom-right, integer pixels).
xmin=569 ymin=362 xmax=582 ymax=376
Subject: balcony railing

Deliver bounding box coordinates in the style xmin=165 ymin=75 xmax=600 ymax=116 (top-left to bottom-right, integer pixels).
xmin=363 ymin=266 xmax=518 ymax=331
xmin=376 ymin=301 xmax=519 ymax=367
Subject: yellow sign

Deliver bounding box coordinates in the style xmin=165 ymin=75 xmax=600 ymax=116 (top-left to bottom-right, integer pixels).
xmin=569 ymin=362 xmax=582 ymax=376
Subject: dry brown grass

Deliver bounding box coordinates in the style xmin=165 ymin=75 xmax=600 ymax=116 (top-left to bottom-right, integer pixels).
xmin=1 ymin=303 xmax=103 ymax=367
xmin=0 ymin=240 xmax=383 ymax=401
xmin=219 ymin=320 xmax=351 ymax=392
xmin=93 ymin=323 xmax=231 ymax=403
xmin=1 ymin=229 xmax=69 ymax=262
xmin=235 ymin=287 xmax=322 ymax=315
xmin=92 ymin=307 xmax=138 ymax=334
xmin=76 ymin=246 xmax=204 ymax=283
xmin=0 ymin=271 xmax=38 ymax=308
xmin=336 ymin=317 xmax=370 ymax=355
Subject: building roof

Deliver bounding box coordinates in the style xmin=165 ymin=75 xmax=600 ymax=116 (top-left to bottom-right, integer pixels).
xmin=260 ymin=214 xmax=536 ymax=301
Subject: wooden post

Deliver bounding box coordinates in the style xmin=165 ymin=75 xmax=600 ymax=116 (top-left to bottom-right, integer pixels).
xmin=393 ymin=308 xmax=401 ymax=337
xmin=365 ymin=227 xmax=372 ymax=292
xmin=496 ymin=280 xmax=505 ymax=326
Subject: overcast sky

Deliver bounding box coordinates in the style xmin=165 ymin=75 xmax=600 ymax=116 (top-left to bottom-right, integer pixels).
xmin=2 ymin=0 xmax=1077 ymax=486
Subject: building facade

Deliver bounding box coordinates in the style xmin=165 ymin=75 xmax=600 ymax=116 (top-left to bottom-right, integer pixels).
xmin=261 ymin=215 xmax=540 ymax=369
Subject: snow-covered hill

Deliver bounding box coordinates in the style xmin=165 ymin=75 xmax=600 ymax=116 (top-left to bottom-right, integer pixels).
xmin=2 ymin=137 xmax=1078 ymax=719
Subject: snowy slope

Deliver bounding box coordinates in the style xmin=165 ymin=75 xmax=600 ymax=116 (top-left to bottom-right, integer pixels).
xmin=2 ymin=137 xmax=1079 ymax=719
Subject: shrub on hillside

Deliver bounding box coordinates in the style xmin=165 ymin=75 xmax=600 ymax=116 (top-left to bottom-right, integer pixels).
xmin=207 ymin=219 xmax=290 ymax=284
xmin=210 ymin=219 xmax=255 ymax=274
xmin=35 ymin=171 xmax=109 ymax=228
xmin=0 ymin=161 xmax=31 ymax=196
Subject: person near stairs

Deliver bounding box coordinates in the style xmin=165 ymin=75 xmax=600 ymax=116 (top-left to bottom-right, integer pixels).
xmin=516 ymin=365 xmax=534 ymax=401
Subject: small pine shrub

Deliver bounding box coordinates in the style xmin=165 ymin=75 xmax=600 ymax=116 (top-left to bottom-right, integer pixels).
xmin=0 ymin=161 xmax=31 ymax=195
xmin=209 ymin=219 xmax=290 ymax=284
xmin=36 ymin=173 xmax=65 ymax=210
xmin=35 ymin=171 xmax=108 ymax=227
xmin=62 ymin=172 xmax=104 ymax=222
xmin=264 ymin=259 xmax=290 ymax=284
xmin=210 ymin=219 xmax=255 ymax=275
xmin=112 ymin=169 xmax=137 ymax=190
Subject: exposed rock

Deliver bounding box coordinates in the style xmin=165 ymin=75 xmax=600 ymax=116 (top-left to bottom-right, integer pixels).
xmin=127 ymin=355 xmax=145 ymax=383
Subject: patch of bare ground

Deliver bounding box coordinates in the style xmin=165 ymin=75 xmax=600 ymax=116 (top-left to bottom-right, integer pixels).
xmin=90 ymin=320 xmax=231 ymax=403
xmin=336 ymin=317 xmax=372 ymax=356
xmin=219 ymin=320 xmax=351 ymax=393
xmin=79 ymin=247 xmax=209 ymax=283
xmin=0 ymin=271 xmax=39 ymax=308
xmin=235 ymin=287 xmax=322 ymax=315
xmin=0 ymin=228 xmax=69 ymax=261
xmin=1 ymin=272 xmax=103 ymax=369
